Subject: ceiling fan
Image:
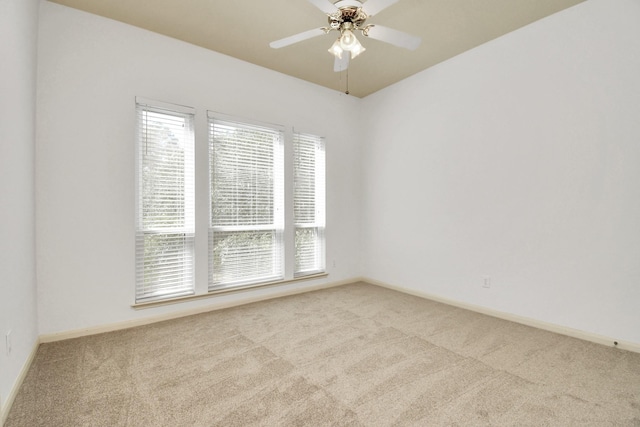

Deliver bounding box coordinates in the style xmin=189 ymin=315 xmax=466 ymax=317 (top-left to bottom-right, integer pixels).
xmin=269 ymin=0 xmax=422 ymax=72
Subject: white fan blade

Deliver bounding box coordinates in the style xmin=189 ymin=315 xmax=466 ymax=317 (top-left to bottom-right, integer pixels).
xmin=334 ymin=52 xmax=350 ymax=72
xmin=270 ymin=28 xmax=326 ymax=49
xmin=308 ymin=0 xmax=338 ymax=14
xmin=363 ymin=0 xmax=400 ymax=17
xmin=364 ymin=25 xmax=421 ymax=50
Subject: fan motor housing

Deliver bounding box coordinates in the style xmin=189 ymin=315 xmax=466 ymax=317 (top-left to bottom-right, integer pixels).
xmin=328 ymin=6 xmax=368 ymax=31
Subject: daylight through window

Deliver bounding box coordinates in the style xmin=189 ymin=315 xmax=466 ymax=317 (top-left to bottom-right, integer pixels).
xmin=294 ymin=132 xmax=326 ymax=276
xmin=135 ymin=101 xmax=195 ymax=302
xmin=135 ymin=100 xmax=326 ymax=303
xmin=208 ymin=116 xmax=285 ymax=290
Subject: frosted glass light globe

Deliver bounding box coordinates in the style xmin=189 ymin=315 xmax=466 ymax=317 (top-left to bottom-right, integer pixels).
xmin=340 ymin=30 xmax=357 ymax=50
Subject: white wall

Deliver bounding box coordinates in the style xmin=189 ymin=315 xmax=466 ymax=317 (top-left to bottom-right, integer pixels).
xmin=33 ymin=0 xmax=640 ymax=346
xmin=361 ymin=0 xmax=640 ymax=344
xmin=36 ymin=2 xmax=362 ymax=336
xmin=0 ymin=0 xmax=40 ymax=415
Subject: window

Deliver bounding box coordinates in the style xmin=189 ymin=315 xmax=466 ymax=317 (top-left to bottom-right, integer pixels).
xmin=135 ymin=100 xmax=195 ymax=302
xmin=135 ymin=102 xmax=326 ymax=303
xmin=208 ymin=114 xmax=285 ymax=290
xmin=294 ymin=132 xmax=326 ymax=276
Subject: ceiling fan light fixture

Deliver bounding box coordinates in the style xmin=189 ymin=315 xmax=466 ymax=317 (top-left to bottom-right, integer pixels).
xmin=349 ymin=39 xmax=366 ymax=58
xmin=270 ymin=0 xmax=421 ymax=74
xmin=335 ymin=28 xmax=365 ymax=59
xmin=328 ymin=38 xmax=344 ymax=58
xmin=339 ymin=29 xmax=357 ymax=50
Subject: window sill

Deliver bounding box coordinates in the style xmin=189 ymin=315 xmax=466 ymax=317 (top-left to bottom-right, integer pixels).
xmin=132 ymin=272 xmax=328 ymax=310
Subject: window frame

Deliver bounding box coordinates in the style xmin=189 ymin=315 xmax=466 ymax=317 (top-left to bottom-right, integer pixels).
xmin=207 ymin=112 xmax=286 ymax=291
xmin=293 ymin=131 xmax=326 ymax=277
xmin=134 ymin=98 xmax=196 ymax=303
xmin=133 ymin=102 xmax=328 ymax=306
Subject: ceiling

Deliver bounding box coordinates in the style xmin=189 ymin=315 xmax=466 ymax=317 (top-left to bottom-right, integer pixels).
xmin=48 ymin=0 xmax=586 ymax=98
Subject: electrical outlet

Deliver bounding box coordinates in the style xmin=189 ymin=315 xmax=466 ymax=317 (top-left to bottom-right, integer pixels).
xmin=6 ymin=330 xmax=12 ymax=356
xmin=483 ymin=276 xmax=491 ymax=289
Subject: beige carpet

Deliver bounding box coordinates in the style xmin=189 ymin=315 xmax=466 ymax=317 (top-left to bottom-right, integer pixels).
xmin=5 ymin=282 xmax=640 ymax=426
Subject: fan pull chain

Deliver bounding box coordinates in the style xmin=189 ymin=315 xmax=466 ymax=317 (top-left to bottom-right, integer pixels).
xmin=345 ymin=68 xmax=349 ymax=95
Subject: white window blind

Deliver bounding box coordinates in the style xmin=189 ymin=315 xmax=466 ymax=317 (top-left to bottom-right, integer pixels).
xmin=294 ymin=132 xmax=326 ymax=276
xmin=135 ymin=100 xmax=195 ymax=302
xmin=208 ymin=114 xmax=284 ymax=290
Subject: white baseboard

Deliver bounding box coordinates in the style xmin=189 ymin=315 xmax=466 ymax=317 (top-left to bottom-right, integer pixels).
xmin=39 ymin=276 xmax=640 ymax=354
xmin=39 ymin=277 xmax=358 ymax=343
xmin=363 ymin=277 xmax=640 ymax=354
xmin=1 ymin=338 xmax=40 ymax=426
